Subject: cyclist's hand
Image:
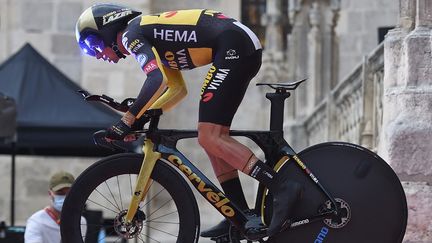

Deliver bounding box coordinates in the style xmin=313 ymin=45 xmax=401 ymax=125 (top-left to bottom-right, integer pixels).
xmin=123 ymin=134 xmax=138 ymax=142
xmin=105 ymin=120 xmax=131 ymax=141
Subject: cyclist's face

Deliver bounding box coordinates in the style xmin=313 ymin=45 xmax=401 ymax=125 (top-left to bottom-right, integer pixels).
xmin=81 ymin=34 xmax=120 ymax=63
xmin=95 ymin=47 xmax=120 ymax=63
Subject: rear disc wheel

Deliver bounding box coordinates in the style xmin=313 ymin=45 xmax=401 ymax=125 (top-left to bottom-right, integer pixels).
xmin=261 ymin=142 xmax=407 ymax=243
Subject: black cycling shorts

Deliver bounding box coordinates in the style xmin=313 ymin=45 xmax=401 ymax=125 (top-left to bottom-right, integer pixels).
xmin=199 ymin=30 xmax=262 ymax=126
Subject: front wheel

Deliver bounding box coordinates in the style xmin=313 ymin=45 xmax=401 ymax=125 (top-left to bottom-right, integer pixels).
xmin=261 ymin=142 xmax=407 ymax=243
xmin=61 ymin=153 xmax=200 ymax=243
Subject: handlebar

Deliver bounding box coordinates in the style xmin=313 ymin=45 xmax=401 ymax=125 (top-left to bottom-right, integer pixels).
xmin=78 ymin=90 xmax=164 ymax=151
xmin=78 ymin=90 xmax=136 ymax=113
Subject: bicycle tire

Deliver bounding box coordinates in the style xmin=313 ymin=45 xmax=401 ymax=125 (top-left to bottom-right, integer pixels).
xmin=261 ymin=142 xmax=407 ymax=243
xmin=61 ymin=153 xmax=200 ymax=243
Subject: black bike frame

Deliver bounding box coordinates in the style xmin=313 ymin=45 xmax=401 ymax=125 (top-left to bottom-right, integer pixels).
xmin=90 ymin=85 xmax=340 ymax=233
xmin=140 ymin=88 xmax=339 ymax=234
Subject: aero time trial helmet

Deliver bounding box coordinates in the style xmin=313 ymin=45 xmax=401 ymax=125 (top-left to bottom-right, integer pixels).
xmin=75 ymin=3 xmax=141 ymax=57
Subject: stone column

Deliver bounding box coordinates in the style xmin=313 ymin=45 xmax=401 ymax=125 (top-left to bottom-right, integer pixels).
xmin=382 ymin=0 xmax=432 ymax=242
xmin=286 ymin=0 xmax=309 ymax=119
xmin=283 ymin=0 xmax=310 ymax=151
xmin=323 ymin=0 xmax=340 ymax=91
xmin=307 ymin=1 xmax=323 ymax=107
xmin=259 ymin=0 xmax=288 ymax=85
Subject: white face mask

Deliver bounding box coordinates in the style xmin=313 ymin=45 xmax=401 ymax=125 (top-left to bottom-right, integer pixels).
xmin=52 ymin=195 xmax=66 ymax=212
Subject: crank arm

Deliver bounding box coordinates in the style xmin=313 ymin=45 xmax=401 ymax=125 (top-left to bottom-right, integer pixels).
xmin=287 ymin=210 xmax=336 ymax=230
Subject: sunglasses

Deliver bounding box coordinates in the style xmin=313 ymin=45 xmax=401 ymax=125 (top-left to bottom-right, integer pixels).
xmin=79 ymin=34 xmax=105 ymax=56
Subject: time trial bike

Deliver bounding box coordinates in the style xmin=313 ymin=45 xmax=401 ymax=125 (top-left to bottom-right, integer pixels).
xmin=60 ymin=79 xmax=407 ymax=243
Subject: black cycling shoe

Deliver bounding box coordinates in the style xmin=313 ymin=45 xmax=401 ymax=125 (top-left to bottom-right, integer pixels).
xmin=244 ymin=213 xmax=267 ymax=240
xmin=200 ymin=210 xmax=259 ymax=238
xmin=266 ymin=179 xmax=303 ymax=237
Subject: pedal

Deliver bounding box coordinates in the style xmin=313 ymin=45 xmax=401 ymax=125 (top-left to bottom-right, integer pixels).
xmin=244 ymin=225 xmax=267 ymax=241
xmin=243 ymin=214 xmax=267 ymax=241
xmin=210 ymin=233 xmax=230 ymax=243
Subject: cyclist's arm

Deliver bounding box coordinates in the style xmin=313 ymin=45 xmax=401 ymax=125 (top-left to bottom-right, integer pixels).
xmin=121 ymin=30 xmax=168 ymax=122
xmin=149 ymin=66 xmax=187 ymax=111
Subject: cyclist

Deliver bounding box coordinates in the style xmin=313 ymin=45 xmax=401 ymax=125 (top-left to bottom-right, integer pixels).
xmin=75 ymin=3 xmax=302 ymax=238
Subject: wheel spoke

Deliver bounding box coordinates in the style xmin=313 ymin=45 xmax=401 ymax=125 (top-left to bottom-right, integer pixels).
xmin=143 ymin=224 xmax=178 ymax=238
xmin=137 ymin=234 xmax=145 ymax=242
xmin=129 ymin=174 xmax=133 ymax=197
xmin=87 ymin=198 xmax=119 ymax=214
xmin=94 ymin=188 xmax=121 ymax=212
xmin=105 ymin=181 xmax=121 ymax=210
xmin=145 ymin=220 xmax=179 ymax=225
xmin=116 ymin=176 xmax=124 ymax=210
xmin=142 ymin=181 xmax=161 ymax=208
xmin=146 ymin=198 xmax=174 ymax=219
xmin=139 ymin=230 xmax=162 ymax=243
xmin=146 ymin=210 xmax=177 ymax=221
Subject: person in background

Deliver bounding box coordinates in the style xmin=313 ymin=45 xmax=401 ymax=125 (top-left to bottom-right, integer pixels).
xmin=24 ymin=171 xmax=85 ymax=243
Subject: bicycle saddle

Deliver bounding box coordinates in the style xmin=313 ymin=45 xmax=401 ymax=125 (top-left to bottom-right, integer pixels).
xmin=256 ymin=78 xmax=307 ymax=91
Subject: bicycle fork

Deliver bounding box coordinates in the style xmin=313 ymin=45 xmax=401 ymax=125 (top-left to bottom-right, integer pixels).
xmin=125 ymin=139 xmax=161 ymax=224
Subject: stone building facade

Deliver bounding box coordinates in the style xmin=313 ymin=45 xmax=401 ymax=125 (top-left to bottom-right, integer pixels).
xmin=263 ymin=0 xmax=431 ymax=242
xmin=0 ymin=0 xmax=430 ymax=242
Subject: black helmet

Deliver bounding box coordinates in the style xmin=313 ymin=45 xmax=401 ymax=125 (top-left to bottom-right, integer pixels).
xmin=75 ymin=3 xmax=141 ymax=57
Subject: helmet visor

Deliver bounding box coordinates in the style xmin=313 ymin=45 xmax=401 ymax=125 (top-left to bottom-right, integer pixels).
xmin=79 ymin=34 xmax=105 ymax=56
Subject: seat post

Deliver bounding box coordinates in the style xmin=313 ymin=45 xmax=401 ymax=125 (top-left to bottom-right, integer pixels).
xmin=266 ymin=89 xmax=290 ymax=131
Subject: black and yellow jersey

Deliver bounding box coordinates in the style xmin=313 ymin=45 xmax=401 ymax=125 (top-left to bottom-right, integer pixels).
xmin=120 ymin=9 xmax=262 ymax=120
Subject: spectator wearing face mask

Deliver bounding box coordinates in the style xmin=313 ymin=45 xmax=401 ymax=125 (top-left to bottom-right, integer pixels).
xmin=24 ymin=171 xmax=86 ymax=243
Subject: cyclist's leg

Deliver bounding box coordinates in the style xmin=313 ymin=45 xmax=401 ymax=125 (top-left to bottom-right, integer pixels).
xmin=198 ymin=34 xmax=261 ymax=237
xmin=206 ymin=150 xmax=249 ymax=211
xmin=198 ymin=40 xmax=302 ymax=237
xmin=199 ymin=125 xmax=251 ymax=238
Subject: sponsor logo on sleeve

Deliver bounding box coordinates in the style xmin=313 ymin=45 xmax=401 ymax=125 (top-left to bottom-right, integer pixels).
xmin=136 ymin=54 xmax=148 ymax=67
xmin=143 ymin=59 xmax=158 ymax=74
xmin=128 ymin=39 xmax=140 ymax=50
xmin=132 ymin=43 xmax=144 ymax=52
xmin=125 ymin=38 xmax=145 ymax=53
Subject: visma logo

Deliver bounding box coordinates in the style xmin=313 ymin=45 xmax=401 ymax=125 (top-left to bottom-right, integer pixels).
xmin=314 ymin=227 xmax=329 ymax=243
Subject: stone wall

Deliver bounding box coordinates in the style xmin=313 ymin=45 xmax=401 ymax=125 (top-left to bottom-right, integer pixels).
xmin=1 ymin=0 xmax=421 ymax=242
xmin=0 ymin=0 xmax=150 ymax=226
xmin=381 ymin=0 xmax=432 ymax=241
xmin=0 ymin=1 xmax=247 ymax=240
xmin=274 ymin=0 xmax=398 ymax=152
xmin=336 ymin=0 xmax=398 ymax=81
